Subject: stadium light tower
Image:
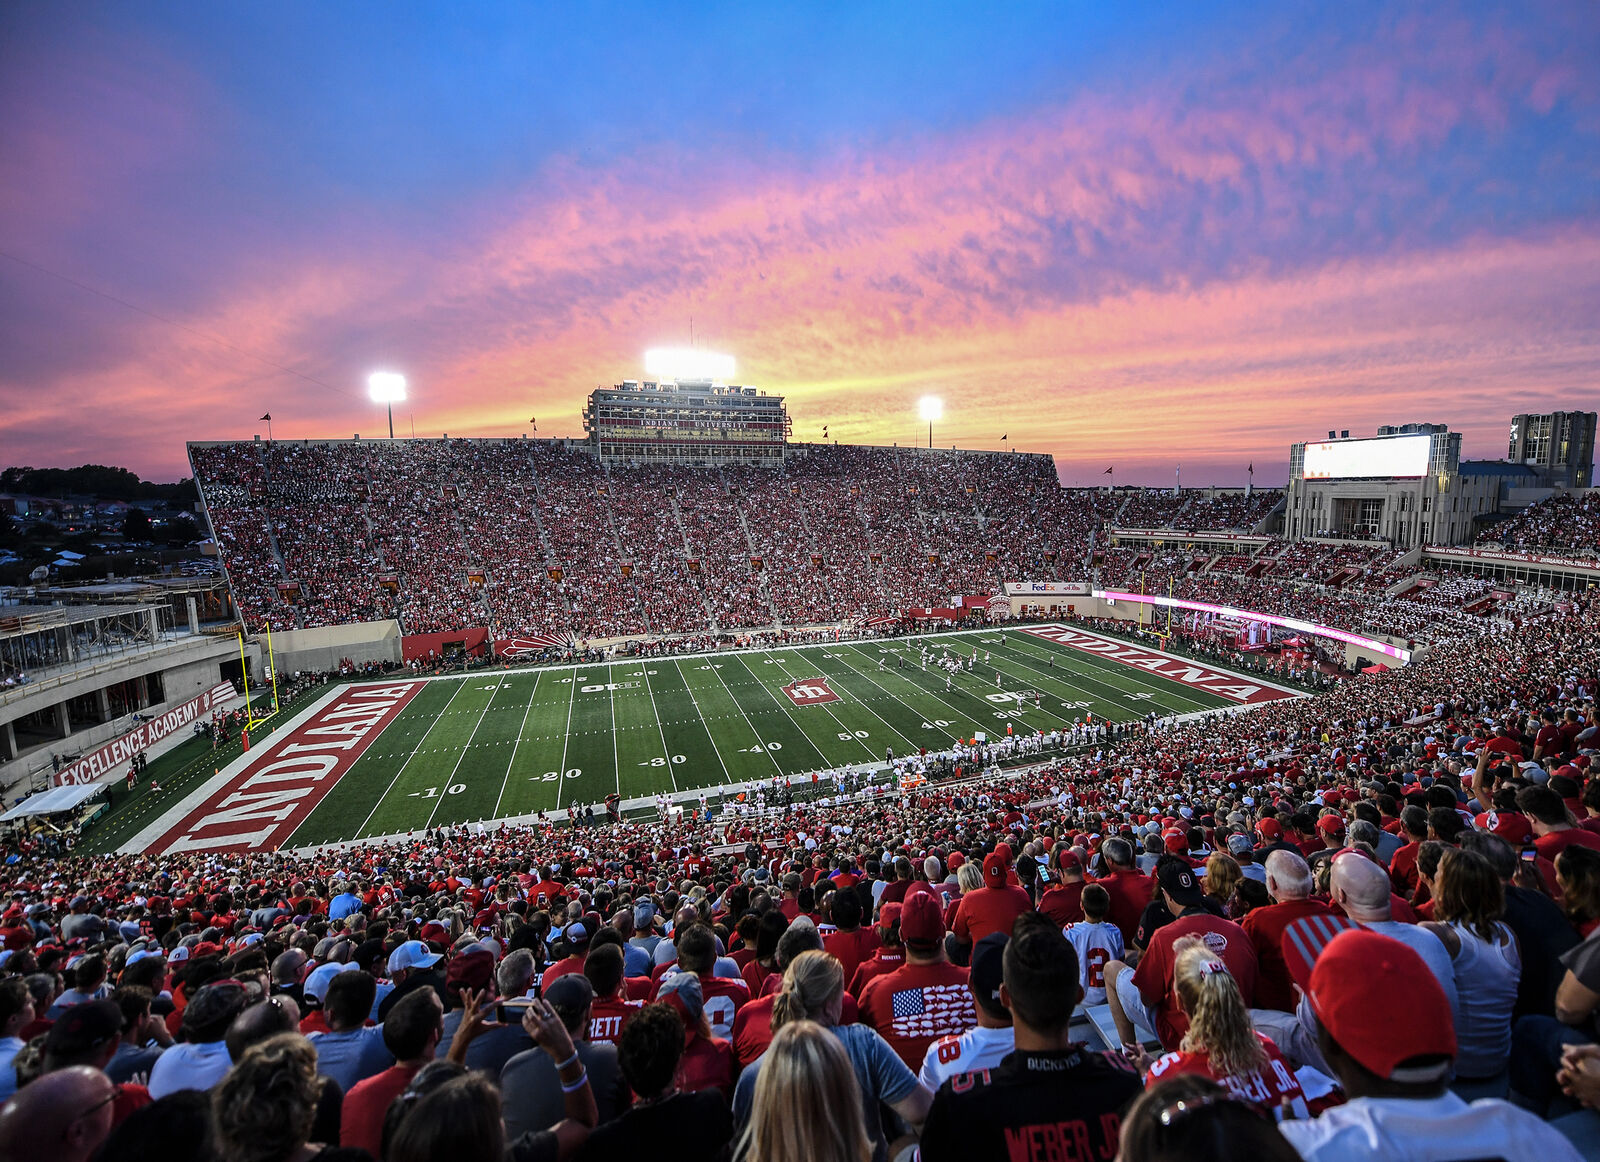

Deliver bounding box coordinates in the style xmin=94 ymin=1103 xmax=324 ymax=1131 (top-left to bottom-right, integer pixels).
xmin=368 ymin=372 xmax=407 ymax=439
xmin=918 ymin=395 xmax=943 ymax=449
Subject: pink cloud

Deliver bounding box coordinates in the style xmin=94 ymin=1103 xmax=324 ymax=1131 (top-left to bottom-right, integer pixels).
xmin=1 ymin=10 xmax=1595 ymax=486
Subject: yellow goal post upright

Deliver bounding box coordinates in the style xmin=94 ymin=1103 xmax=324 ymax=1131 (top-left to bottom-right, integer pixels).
xmin=235 ymin=622 xmax=283 ymax=733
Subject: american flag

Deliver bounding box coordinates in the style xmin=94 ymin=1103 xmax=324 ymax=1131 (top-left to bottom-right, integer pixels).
xmin=891 ymin=984 xmax=975 ymax=1038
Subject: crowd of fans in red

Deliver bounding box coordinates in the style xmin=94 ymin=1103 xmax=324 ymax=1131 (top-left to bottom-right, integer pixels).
xmin=1480 ymin=492 xmax=1600 ymax=559
xmin=2 ymin=568 xmax=1598 ymax=1160
xmin=191 ymin=441 xmax=1277 ymax=643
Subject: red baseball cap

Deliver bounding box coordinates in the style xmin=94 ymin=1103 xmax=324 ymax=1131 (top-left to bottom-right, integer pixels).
xmin=1305 ymin=929 xmax=1456 ymax=1083
xmin=1162 ymin=829 xmax=1188 ymax=854
xmin=1056 ymin=850 xmax=1083 ymax=872
xmin=1316 ymin=815 xmax=1346 ymax=837
xmin=900 ymin=891 xmax=946 ymax=945
xmin=1256 ymin=819 xmax=1283 ymax=840
xmin=1475 ymin=811 xmax=1533 ymax=845
xmin=877 ymin=903 xmax=903 ymax=933
xmin=947 ymin=852 xmax=965 ymax=871
xmin=981 ymin=852 xmax=1008 ymax=887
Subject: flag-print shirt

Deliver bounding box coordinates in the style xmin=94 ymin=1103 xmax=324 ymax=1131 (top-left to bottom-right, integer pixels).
xmin=859 ymin=960 xmax=975 ymax=1069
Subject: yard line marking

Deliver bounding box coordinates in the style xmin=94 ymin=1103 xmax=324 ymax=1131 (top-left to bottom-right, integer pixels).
xmin=639 ymin=661 xmax=679 ymax=793
xmin=704 ymin=657 xmax=785 ymax=776
xmin=833 ymin=641 xmax=1003 ymax=735
xmin=722 ymin=653 xmax=833 ymax=769
xmin=671 ymin=660 xmax=734 ymax=786
xmin=785 ymin=647 xmax=922 ymax=754
xmin=492 ymin=669 xmax=543 ymax=819
xmin=352 ymin=679 xmax=473 ymax=840
xmin=425 ymin=677 xmax=505 ymax=830
xmin=980 ymin=633 xmax=1196 ymax=714
xmin=554 ymin=662 xmax=580 ymax=812
xmin=608 ymin=664 xmax=622 ymax=802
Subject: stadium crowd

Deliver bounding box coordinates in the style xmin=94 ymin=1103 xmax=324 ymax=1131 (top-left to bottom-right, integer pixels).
xmin=2 ymin=573 xmax=1598 ymax=1160
xmin=191 ymin=440 xmax=1301 ymax=646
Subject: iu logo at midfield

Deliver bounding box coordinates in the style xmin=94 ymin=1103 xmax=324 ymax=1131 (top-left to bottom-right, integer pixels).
xmin=782 ymin=677 xmax=840 ymax=706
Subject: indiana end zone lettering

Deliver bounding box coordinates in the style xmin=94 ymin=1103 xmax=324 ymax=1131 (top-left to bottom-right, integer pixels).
xmin=1019 ymin=625 xmax=1292 ymax=705
xmin=145 ymin=683 xmax=423 ymax=855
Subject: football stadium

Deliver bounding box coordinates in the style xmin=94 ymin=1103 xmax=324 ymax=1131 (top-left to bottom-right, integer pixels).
xmin=3 ymin=7 xmax=1600 ymax=1162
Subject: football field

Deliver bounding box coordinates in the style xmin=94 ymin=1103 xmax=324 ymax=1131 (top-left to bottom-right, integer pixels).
xmin=119 ymin=625 xmax=1297 ymax=855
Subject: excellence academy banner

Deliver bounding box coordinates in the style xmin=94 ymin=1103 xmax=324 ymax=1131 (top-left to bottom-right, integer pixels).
xmin=54 ymin=682 xmax=239 ymax=787
xmin=142 ymin=682 xmax=422 ymax=856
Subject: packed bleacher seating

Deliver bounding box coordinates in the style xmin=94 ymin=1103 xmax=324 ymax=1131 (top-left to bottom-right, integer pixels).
xmin=193 ymin=439 xmax=1568 ymax=660
xmin=3 ymin=584 xmax=1598 ymax=1159
xmin=1479 ymin=492 xmax=1600 ymax=559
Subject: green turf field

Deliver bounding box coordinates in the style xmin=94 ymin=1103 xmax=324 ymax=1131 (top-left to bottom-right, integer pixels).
xmin=278 ymin=627 xmax=1239 ymax=847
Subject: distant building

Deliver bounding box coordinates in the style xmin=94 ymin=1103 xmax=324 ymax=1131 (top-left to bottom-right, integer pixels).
xmin=1285 ymin=425 xmax=1532 ymax=548
xmin=1508 ymin=411 xmax=1596 ymax=489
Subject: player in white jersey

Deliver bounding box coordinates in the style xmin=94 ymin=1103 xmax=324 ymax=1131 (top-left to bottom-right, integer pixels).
xmin=1063 ymin=884 xmax=1123 ymax=1006
xmin=917 ymin=931 xmax=1015 ymax=1091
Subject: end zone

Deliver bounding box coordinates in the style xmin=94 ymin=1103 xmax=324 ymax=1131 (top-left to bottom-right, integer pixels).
xmin=1016 ymin=624 xmax=1300 ymax=704
xmin=123 ymin=681 xmax=424 ymax=855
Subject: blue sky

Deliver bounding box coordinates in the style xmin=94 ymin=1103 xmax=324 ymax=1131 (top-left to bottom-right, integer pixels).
xmin=1 ymin=1 xmax=1596 ymax=482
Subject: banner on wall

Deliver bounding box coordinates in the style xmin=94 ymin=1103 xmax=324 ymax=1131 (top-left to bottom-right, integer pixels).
xmin=53 ymin=682 xmax=239 ymax=787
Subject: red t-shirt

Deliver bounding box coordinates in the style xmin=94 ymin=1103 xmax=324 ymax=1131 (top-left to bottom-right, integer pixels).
xmin=342 ymin=1063 xmax=423 ymax=1157
xmin=848 ymin=949 xmax=905 ymax=998
xmin=1038 ymin=882 xmax=1087 ymax=928
xmin=1132 ymin=913 xmax=1258 ymax=1051
xmin=1145 ymin=1034 xmax=1308 ymax=1118
xmin=588 ymin=995 xmax=642 ymax=1045
xmin=1534 ymin=828 xmax=1600 ymax=862
xmin=741 ymin=959 xmax=777 ymax=997
xmin=859 ymin=960 xmax=975 ymax=1069
xmin=676 ymin=1032 xmax=734 ymax=1097
xmin=822 ymin=928 xmax=881 ymax=988
xmin=539 ymin=955 xmax=586 ymax=994
xmin=1389 ymin=842 xmax=1422 ymax=898
xmin=1096 ymin=870 xmax=1155 ymax=944
xmin=952 ymin=885 xmax=1032 ymax=945
xmin=1241 ymin=898 xmax=1334 ymax=1013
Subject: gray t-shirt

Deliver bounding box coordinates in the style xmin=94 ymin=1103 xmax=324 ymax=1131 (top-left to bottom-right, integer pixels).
xmin=733 ymin=1023 xmax=918 ymax=1162
xmin=500 ymin=1039 xmax=630 ymax=1139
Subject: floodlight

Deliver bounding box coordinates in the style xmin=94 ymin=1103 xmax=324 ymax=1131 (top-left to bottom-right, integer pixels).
xmin=367 ymin=371 xmax=408 ymax=403
xmin=918 ymin=396 xmax=943 ymax=423
xmin=644 ymin=348 xmax=736 ymax=382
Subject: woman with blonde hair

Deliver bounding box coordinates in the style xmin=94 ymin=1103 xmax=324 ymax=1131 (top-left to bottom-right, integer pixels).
xmin=740 ymin=1020 xmax=872 ymax=1162
xmin=1134 ymin=937 xmax=1307 ymax=1119
xmin=734 ymin=950 xmax=931 ymax=1162
xmin=1202 ymin=853 xmax=1241 ymax=908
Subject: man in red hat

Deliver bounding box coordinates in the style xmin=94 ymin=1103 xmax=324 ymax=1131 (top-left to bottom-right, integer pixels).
xmin=1279 ymin=928 xmax=1581 ymax=1161
xmin=951 ymin=849 xmax=1032 ymax=956
xmin=1105 ymin=861 xmax=1257 ymax=1051
xmin=860 ymin=886 xmax=975 ymax=1069
xmin=1037 ymin=849 xmax=1087 ymax=928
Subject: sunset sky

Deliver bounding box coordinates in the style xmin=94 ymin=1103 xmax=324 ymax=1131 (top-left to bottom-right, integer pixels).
xmin=2 ymin=2 xmax=1597 ymax=486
